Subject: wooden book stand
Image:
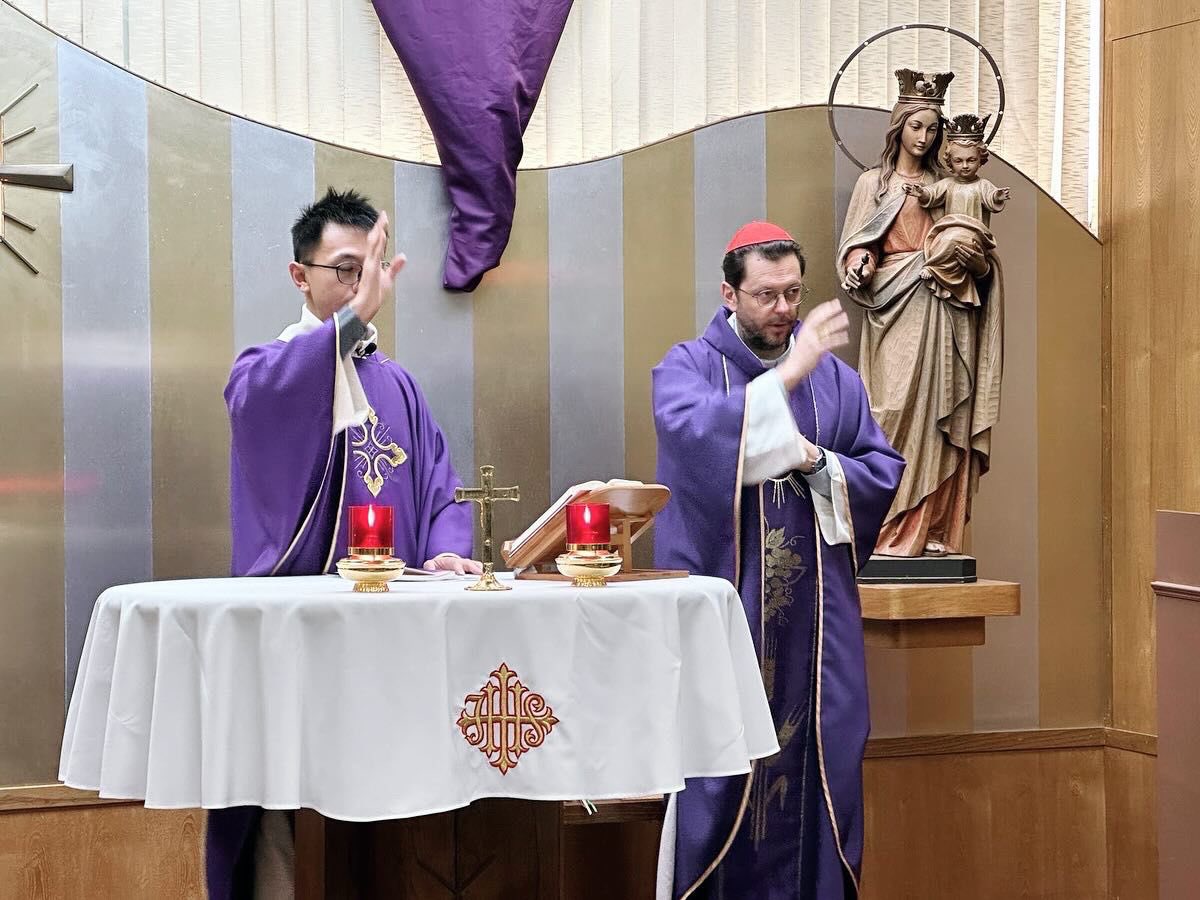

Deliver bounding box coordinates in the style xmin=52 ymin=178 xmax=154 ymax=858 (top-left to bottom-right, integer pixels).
xmin=501 ymin=484 xmax=688 ymax=581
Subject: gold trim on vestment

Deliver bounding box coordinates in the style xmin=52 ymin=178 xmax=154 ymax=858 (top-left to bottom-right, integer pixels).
xmin=270 ymin=316 xmax=343 ymax=576
xmin=813 ymin=506 xmax=861 ymax=896
xmin=678 ymin=769 xmax=756 ymax=900
xmin=677 ymin=351 xmax=755 ymax=899
xmin=324 ymin=429 xmax=349 ymax=575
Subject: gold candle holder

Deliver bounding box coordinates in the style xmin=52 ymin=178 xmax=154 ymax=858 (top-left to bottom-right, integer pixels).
xmin=336 ymin=548 xmax=405 ymax=593
xmin=555 ymin=545 xmax=623 ymax=588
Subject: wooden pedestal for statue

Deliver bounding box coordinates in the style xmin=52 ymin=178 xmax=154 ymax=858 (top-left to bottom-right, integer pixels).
xmin=859 ymin=579 xmax=1021 ymax=648
xmin=295 ymin=797 xmax=665 ymax=900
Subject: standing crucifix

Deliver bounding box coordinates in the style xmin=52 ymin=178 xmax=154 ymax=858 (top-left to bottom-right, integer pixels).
xmin=454 ymin=464 xmax=520 ymax=592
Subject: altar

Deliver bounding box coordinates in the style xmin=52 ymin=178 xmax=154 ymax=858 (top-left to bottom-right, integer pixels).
xmin=59 ymin=572 xmax=777 ymax=898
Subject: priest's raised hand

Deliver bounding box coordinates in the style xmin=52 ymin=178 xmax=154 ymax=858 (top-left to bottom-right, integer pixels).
xmin=776 ymin=297 xmax=851 ymax=393
xmin=348 ymin=209 xmax=407 ymax=325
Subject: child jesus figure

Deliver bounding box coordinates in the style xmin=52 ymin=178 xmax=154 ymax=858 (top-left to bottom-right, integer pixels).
xmin=901 ymin=113 xmax=1011 ymax=307
xmin=903 ymin=124 xmax=1011 ymax=226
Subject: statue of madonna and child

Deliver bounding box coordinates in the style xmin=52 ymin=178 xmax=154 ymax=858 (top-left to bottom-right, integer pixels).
xmin=837 ymin=68 xmax=1009 ymax=563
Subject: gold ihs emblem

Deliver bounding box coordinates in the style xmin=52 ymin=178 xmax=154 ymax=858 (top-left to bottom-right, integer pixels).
xmin=351 ymin=407 xmax=408 ymax=497
xmin=457 ymin=663 xmax=558 ymax=775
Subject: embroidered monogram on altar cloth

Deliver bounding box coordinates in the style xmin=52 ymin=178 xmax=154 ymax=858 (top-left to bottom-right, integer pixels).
xmin=457 ymin=663 xmax=559 ymax=775
xmin=351 ymin=407 xmax=408 ymax=497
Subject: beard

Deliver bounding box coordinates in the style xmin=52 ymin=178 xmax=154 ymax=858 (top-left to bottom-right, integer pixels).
xmin=735 ymin=313 xmax=793 ymax=355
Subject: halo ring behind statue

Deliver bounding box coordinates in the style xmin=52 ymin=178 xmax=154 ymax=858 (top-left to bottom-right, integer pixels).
xmin=827 ymin=23 xmax=1006 ymax=171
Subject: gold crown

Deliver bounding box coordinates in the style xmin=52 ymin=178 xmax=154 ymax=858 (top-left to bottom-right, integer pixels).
xmin=895 ymin=68 xmax=954 ymax=105
xmin=943 ymin=112 xmax=990 ymax=141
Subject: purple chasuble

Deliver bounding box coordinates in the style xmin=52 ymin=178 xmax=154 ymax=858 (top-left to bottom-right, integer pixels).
xmin=653 ymin=309 xmax=903 ymax=899
xmin=226 ymin=317 xmax=471 ymax=577
xmin=206 ymin=316 xmax=472 ymax=900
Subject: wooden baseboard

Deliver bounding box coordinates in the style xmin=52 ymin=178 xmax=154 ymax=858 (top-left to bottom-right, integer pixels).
xmin=0 ymin=782 xmax=139 ymax=813
xmin=3 ymin=727 xmax=1155 ymax=818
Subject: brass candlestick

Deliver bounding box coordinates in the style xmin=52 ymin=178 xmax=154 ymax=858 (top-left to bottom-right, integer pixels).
xmin=455 ymin=465 xmax=520 ymax=592
xmin=336 ymin=548 xmax=405 ymax=592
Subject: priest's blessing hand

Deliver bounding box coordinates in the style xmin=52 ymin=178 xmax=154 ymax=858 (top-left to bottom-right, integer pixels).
xmin=423 ymin=553 xmax=485 ymax=576
xmin=779 ymin=299 xmax=850 ymax=392
xmin=350 ymin=211 xmax=407 ymax=325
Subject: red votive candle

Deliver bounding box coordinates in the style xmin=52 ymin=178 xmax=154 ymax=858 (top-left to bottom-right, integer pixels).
xmin=349 ymin=504 xmax=393 ymax=552
xmin=566 ymin=503 xmax=610 ymax=547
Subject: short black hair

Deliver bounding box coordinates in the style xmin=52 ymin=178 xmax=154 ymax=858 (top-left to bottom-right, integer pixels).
xmin=722 ymin=240 xmax=807 ymax=290
xmin=291 ymin=187 xmax=379 ymax=262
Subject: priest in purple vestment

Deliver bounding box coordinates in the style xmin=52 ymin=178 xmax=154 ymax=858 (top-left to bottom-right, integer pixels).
xmin=206 ymin=188 xmax=479 ymax=900
xmin=653 ymin=222 xmax=904 ymax=899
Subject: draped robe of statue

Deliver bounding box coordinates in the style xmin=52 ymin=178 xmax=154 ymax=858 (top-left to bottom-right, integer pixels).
xmin=206 ymin=306 xmax=473 ymax=900
xmin=838 ymin=169 xmax=1004 ymax=556
xmin=652 ymin=309 xmax=904 ymax=899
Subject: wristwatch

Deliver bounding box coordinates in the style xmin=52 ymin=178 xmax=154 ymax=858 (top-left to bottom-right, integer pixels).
xmin=808 ymin=448 xmax=827 ymax=475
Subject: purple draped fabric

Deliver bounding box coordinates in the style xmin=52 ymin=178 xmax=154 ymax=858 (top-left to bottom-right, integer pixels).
xmin=372 ymin=0 xmax=574 ymax=292
xmin=206 ymin=318 xmax=472 ymax=900
xmin=653 ymin=309 xmax=904 ymax=898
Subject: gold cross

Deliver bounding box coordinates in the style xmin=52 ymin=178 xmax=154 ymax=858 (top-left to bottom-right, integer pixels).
xmin=0 ymin=83 xmax=75 ymax=274
xmin=454 ymin=464 xmax=520 ymax=592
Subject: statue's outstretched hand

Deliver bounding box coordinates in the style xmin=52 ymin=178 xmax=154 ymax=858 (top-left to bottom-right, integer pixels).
xmin=841 ymin=251 xmax=874 ymax=291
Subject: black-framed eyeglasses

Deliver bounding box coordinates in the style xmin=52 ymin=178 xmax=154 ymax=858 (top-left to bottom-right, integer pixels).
xmin=302 ymin=260 xmax=363 ymax=285
xmin=736 ymin=284 xmax=811 ymax=309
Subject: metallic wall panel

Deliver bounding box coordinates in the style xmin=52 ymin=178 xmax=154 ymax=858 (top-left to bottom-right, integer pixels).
xmin=148 ymin=91 xmax=233 ymax=579
xmin=0 ymin=5 xmax=65 ymax=783
xmin=622 ymin=135 xmax=696 ymax=570
xmin=547 ymin=157 xmax=625 ymax=497
xmin=392 ymin=161 xmax=475 ymax=481
xmin=472 ymin=171 xmax=551 ymax=557
xmin=765 ymin=106 xmax=838 ymax=335
xmin=692 ymin=115 xmax=765 ymax=336
xmin=623 ymin=135 xmax=696 ymax=487
xmin=58 ymin=42 xmax=152 ymax=699
xmin=231 ymin=119 xmax=314 ymax=353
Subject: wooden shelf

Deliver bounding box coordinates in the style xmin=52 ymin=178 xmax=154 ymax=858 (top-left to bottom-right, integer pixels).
xmin=859 ymin=579 xmax=1020 ymax=649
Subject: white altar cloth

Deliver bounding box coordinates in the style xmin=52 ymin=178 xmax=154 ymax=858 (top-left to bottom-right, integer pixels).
xmin=59 ymin=573 xmax=777 ymax=821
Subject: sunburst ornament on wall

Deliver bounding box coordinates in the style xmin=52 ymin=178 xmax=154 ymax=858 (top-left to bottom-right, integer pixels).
xmin=0 ymin=82 xmax=74 ymax=274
